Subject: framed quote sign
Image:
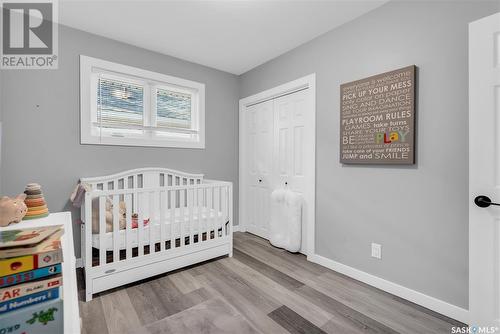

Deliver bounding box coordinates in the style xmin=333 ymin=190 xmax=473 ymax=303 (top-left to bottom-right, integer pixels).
xmin=340 ymin=65 xmax=416 ymax=164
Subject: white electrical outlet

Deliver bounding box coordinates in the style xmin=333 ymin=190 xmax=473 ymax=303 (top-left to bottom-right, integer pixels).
xmin=371 ymin=243 xmax=382 ymax=259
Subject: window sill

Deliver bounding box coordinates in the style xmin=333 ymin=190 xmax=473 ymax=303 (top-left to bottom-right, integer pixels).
xmin=80 ymin=135 xmax=205 ymax=149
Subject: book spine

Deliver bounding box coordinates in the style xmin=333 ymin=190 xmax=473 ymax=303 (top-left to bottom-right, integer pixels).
xmin=34 ymin=249 xmax=63 ymax=268
xmin=0 ymin=256 xmax=35 ymax=276
xmin=0 ymin=264 xmax=62 ymax=288
xmin=0 ymin=275 xmax=62 ymax=302
xmin=0 ymin=249 xmax=63 ymax=276
xmin=0 ymin=287 xmax=59 ymax=314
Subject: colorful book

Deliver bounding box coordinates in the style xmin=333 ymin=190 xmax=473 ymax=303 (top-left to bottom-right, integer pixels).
xmin=0 ymin=264 xmax=61 ymax=288
xmin=0 ymin=298 xmax=63 ymax=334
xmin=0 ymin=227 xmax=63 ymax=258
xmin=0 ymin=275 xmax=62 ymax=302
xmin=0 ymin=287 xmax=59 ymax=314
xmin=0 ymin=226 xmax=60 ymax=248
xmin=0 ymin=230 xmax=63 ymax=276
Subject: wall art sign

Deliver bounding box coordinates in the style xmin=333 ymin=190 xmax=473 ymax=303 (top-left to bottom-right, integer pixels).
xmin=340 ymin=65 xmax=416 ymax=164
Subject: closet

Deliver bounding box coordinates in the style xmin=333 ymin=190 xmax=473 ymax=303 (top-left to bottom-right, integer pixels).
xmin=240 ymin=76 xmax=315 ymax=255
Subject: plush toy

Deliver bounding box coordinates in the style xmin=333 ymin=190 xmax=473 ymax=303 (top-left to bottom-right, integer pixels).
xmin=0 ymin=194 xmax=28 ymax=227
xmin=91 ymin=197 xmax=127 ymax=233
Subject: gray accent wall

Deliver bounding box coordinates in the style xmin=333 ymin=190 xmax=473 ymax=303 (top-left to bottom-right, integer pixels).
xmin=0 ymin=69 xmax=3 ymax=191
xmin=0 ymin=25 xmax=239 ymax=257
xmin=239 ymin=1 xmax=499 ymax=309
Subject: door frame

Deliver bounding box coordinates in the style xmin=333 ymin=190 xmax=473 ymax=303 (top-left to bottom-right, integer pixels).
xmin=239 ymin=73 xmax=316 ymax=257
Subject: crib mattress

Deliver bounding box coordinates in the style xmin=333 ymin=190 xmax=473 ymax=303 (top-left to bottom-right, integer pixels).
xmin=91 ymin=207 xmax=227 ymax=250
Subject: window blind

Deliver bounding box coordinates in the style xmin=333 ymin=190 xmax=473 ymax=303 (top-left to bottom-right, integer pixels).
xmin=97 ymin=77 xmax=144 ymax=130
xmin=156 ymin=88 xmax=192 ymax=129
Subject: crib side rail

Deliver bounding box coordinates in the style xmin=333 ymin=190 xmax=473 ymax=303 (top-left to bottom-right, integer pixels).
xmin=83 ymin=181 xmax=232 ymax=270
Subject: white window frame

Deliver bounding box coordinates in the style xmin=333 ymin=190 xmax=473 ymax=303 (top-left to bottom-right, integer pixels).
xmin=80 ymin=55 xmax=205 ymax=149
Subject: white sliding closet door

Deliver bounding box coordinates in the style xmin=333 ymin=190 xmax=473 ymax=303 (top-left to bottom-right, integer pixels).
xmin=242 ymin=84 xmax=313 ymax=254
xmin=273 ymin=89 xmax=311 ymax=252
xmin=245 ymin=100 xmax=274 ymax=239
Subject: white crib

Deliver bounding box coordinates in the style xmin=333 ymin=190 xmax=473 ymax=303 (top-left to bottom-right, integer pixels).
xmin=80 ymin=168 xmax=233 ymax=301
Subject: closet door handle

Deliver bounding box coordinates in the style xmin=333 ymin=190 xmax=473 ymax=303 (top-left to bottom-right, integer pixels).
xmin=258 ymin=179 xmax=262 ymax=183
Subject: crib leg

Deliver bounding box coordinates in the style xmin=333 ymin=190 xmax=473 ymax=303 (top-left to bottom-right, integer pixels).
xmin=84 ymin=271 xmax=93 ymax=302
xmin=80 ymin=224 xmax=85 ymax=268
xmin=229 ymin=234 xmax=233 ymax=258
xmin=85 ymin=290 xmax=93 ymax=302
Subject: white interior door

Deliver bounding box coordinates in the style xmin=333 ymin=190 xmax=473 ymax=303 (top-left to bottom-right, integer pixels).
xmin=273 ymin=90 xmax=311 ymax=252
xmin=245 ymin=100 xmax=274 ymax=239
xmin=469 ymin=12 xmax=500 ymax=327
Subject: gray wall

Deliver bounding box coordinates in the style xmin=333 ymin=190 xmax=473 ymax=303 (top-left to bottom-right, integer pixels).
xmin=0 ymin=70 xmax=3 ymax=192
xmin=0 ymin=70 xmax=3 ymax=193
xmin=0 ymin=25 xmax=239 ymax=257
xmin=240 ymin=1 xmax=499 ymax=309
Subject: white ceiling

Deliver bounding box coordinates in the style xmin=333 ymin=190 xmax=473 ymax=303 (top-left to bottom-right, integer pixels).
xmin=59 ymin=1 xmax=387 ymax=75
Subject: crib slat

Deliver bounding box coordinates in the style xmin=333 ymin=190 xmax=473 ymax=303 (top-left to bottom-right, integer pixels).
xmin=99 ymin=196 xmax=106 ymax=265
xmin=206 ymin=187 xmax=210 ymax=241
xmin=221 ymin=186 xmax=227 ymax=237
xmin=170 ymin=189 xmax=176 ymax=249
xmin=202 ymin=188 xmax=207 ymax=241
xmin=159 ymin=191 xmax=165 ymax=252
xmin=214 ymin=187 xmax=220 ymax=239
xmin=132 ymin=176 xmax=138 ymax=212
xmin=85 ymin=193 xmax=92 ymax=269
xmin=193 ymin=188 xmax=198 ymax=243
xmin=180 ymin=188 xmax=185 ymax=247
xmin=125 ymin=193 xmax=132 ymax=260
xmin=138 ymin=192 xmax=144 ymax=257
xmin=188 ymin=188 xmax=194 ymax=245
xmin=112 ymin=195 xmax=120 ymax=263
xmin=197 ymin=188 xmax=203 ymax=243
xmin=213 ymin=187 xmax=216 ymax=239
xmin=208 ymin=187 xmax=213 ymax=240
xmin=150 ymin=191 xmax=155 ymax=253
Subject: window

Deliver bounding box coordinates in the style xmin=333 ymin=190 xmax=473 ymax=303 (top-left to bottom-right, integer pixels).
xmin=80 ymin=56 xmax=205 ymax=148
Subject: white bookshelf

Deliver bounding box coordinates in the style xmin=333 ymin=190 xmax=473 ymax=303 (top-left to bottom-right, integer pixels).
xmin=1 ymin=212 xmax=80 ymax=334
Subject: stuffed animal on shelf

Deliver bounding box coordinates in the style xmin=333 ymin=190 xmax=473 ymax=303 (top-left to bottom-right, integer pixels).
xmin=0 ymin=194 xmax=28 ymax=227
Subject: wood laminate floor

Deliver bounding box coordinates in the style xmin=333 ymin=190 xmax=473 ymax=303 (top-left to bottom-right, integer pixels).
xmin=78 ymin=232 xmax=465 ymax=334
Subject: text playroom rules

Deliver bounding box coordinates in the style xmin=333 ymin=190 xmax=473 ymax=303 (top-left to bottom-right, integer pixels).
xmin=340 ymin=65 xmax=416 ymax=164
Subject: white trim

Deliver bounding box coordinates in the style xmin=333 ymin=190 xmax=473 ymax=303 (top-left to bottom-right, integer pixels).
xmin=239 ymin=73 xmax=316 ymax=257
xmin=80 ymin=55 xmax=205 ymax=149
xmin=308 ymin=253 xmax=469 ymax=324
xmin=76 ymin=257 xmax=83 ymax=269
xmin=232 ymin=225 xmax=242 ymax=232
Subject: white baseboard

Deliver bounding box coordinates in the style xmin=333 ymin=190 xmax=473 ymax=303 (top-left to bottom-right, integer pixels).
xmin=307 ymin=253 xmax=469 ymax=324
xmin=233 ymin=225 xmax=242 ymax=232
